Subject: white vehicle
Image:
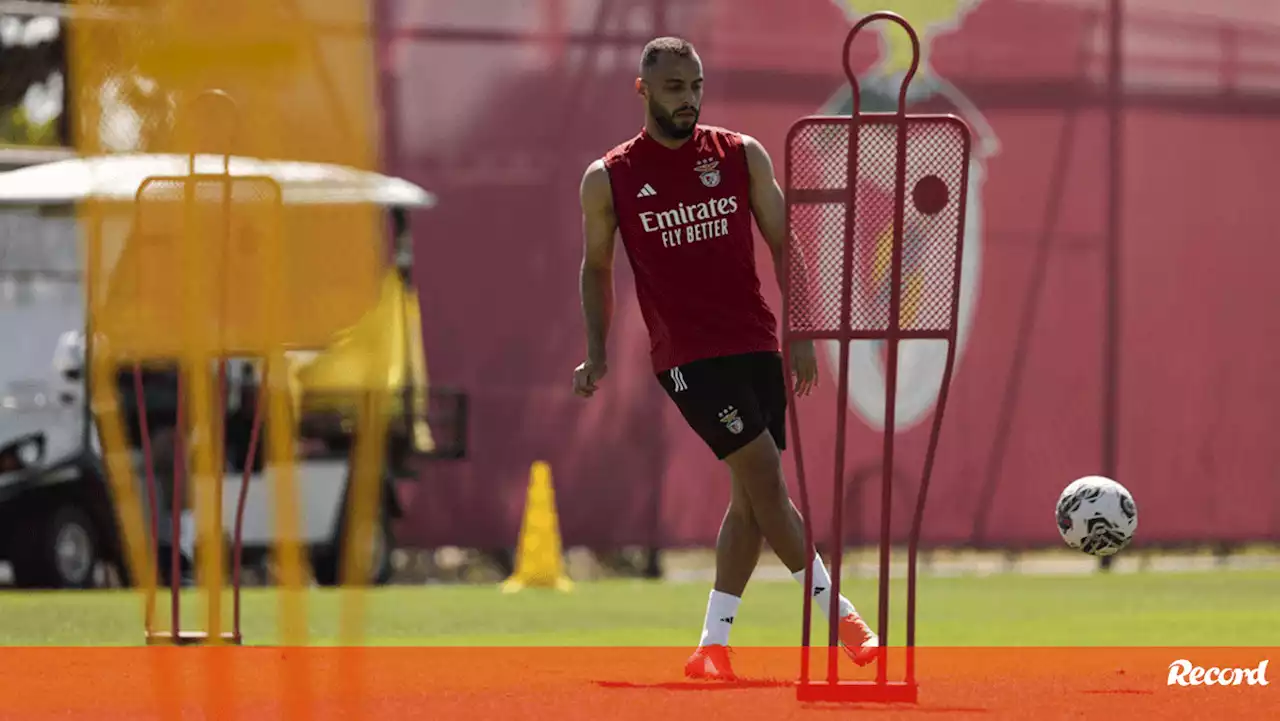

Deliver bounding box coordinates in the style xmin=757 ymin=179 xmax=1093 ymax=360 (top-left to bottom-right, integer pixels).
xmin=0 ymin=153 xmax=467 ymax=589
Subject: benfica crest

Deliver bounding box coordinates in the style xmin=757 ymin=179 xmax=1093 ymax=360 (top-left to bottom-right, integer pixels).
xmin=718 ymin=406 xmax=744 ymax=434
xmin=695 ymin=158 xmax=721 ymax=188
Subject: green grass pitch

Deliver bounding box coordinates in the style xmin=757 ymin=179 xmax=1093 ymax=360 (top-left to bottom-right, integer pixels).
xmin=0 ymin=569 xmax=1275 ymax=647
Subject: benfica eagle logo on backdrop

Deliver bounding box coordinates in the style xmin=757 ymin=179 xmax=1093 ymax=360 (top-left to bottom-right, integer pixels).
xmin=815 ymin=0 xmax=1000 ymax=432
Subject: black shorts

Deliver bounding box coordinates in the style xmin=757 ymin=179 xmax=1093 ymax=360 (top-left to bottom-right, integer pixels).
xmin=656 ymin=351 xmax=788 ymax=460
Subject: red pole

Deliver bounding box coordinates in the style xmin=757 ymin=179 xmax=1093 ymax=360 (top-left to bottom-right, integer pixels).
xmin=172 ymin=375 xmax=184 ymax=634
xmin=135 ymin=366 xmax=158 ymax=637
xmin=374 ymin=0 xmax=402 ymax=181
xmin=1100 ymin=0 xmax=1124 ymax=572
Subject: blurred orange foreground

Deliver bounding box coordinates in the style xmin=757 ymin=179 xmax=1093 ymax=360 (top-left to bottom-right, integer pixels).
xmin=0 ymin=646 xmax=1273 ymax=720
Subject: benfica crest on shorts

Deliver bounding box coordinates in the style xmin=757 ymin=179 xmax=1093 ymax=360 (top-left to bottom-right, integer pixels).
xmin=718 ymin=406 xmax=743 ymax=434
xmin=695 ymin=158 xmax=721 ymax=188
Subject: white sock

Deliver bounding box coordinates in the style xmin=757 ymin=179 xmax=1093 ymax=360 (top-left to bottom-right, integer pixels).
xmin=178 ymin=510 xmax=196 ymax=560
xmin=699 ymin=590 xmax=741 ymax=648
xmin=792 ymin=553 xmax=856 ymax=622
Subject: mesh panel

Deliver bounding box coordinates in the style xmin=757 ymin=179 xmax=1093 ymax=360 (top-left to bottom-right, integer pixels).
xmin=91 ymin=175 xmax=384 ymax=358
xmin=786 ymin=116 xmax=970 ymax=335
xmin=96 ymin=176 xmax=279 ymax=358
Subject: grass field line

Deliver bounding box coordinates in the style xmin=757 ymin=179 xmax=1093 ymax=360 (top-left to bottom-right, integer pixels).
xmin=655 ymin=548 xmax=1280 ymax=583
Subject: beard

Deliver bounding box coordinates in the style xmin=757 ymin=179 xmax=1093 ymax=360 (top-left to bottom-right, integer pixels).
xmin=650 ymin=99 xmax=699 ymax=140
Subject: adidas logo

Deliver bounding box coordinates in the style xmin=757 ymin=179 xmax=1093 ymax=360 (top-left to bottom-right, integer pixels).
xmin=636 ymin=183 xmax=657 ymax=198
xmin=812 ymin=586 xmax=825 ymax=597
xmin=720 ymin=616 xmax=734 ymax=625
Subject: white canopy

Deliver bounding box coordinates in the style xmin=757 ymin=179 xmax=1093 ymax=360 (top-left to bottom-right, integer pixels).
xmin=0 ymin=153 xmax=435 ymax=209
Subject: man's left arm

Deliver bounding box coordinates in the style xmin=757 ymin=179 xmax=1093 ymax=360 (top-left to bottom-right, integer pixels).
xmin=742 ymin=134 xmax=818 ymax=396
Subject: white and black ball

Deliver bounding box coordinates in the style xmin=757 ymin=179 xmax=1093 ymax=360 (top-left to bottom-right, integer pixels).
xmin=1055 ymin=476 xmax=1138 ymax=557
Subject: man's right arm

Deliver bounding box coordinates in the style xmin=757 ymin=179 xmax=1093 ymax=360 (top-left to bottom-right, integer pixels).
xmin=579 ymin=159 xmax=618 ymax=367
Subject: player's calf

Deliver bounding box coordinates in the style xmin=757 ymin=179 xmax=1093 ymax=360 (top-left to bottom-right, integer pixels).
xmin=725 ymin=435 xmax=880 ymax=665
xmin=689 ymin=507 xmax=756 ymax=672
xmin=724 ymin=432 xmax=810 ymax=572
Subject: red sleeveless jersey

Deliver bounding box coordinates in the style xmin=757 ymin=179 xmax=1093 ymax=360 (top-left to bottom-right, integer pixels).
xmin=603 ymin=125 xmax=779 ymax=373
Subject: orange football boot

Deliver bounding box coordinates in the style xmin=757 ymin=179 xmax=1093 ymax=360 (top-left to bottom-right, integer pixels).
xmin=838 ymin=612 xmax=881 ymax=667
xmin=683 ymin=644 xmax=738 ymax=681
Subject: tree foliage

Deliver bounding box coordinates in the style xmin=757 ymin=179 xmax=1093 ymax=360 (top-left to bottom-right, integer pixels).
xmin=0 ymin=0 xmax=67 ymax=146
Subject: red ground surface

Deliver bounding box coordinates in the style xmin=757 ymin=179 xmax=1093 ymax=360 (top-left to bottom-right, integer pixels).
xmin=0 ymin=647 xmax=1273 ymax=720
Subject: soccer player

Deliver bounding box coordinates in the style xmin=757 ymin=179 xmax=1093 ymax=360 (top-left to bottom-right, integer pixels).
xmin=572 ymin=37 xmax=879 ymax=681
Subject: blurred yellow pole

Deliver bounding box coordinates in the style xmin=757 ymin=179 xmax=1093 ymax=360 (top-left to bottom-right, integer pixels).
xmin=180 ymin=171 xmax=225 ymax=645
xmin=338 ymin=284 xmax=393 ymax=643
xmin=256 ymin=179 xmax=310 ymax=720
xmin=89 ymin=342 xmax=156 ymax=622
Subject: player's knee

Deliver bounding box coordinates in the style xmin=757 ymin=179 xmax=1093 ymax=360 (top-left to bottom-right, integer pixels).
xmin=726 ymin=500 xmax=754 ymax=527
xmin=728 ymin=478 xmax=753 ymax=515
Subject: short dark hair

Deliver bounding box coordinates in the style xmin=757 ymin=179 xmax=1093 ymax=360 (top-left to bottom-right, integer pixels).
xmin=639 ymin=36 xmax=697 ymax=73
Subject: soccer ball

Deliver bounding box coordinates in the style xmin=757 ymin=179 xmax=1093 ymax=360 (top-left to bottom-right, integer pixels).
xmin=1055 ymin=476 xmax=1137 ymax=557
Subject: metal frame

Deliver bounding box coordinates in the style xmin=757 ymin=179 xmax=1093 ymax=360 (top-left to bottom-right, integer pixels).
xmin=0 ymin=113 xmax=439 ymax=629
xmin=781 ymin=12 xmax=972 ymax=704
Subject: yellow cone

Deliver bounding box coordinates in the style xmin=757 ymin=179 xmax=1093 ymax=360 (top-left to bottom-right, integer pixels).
xmin=501 ymin=461 xmax=573 ymax=593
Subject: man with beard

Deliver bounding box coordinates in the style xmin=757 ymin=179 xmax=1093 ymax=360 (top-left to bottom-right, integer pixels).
xmin=572 ymin=37 xmax=879 ymax=681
